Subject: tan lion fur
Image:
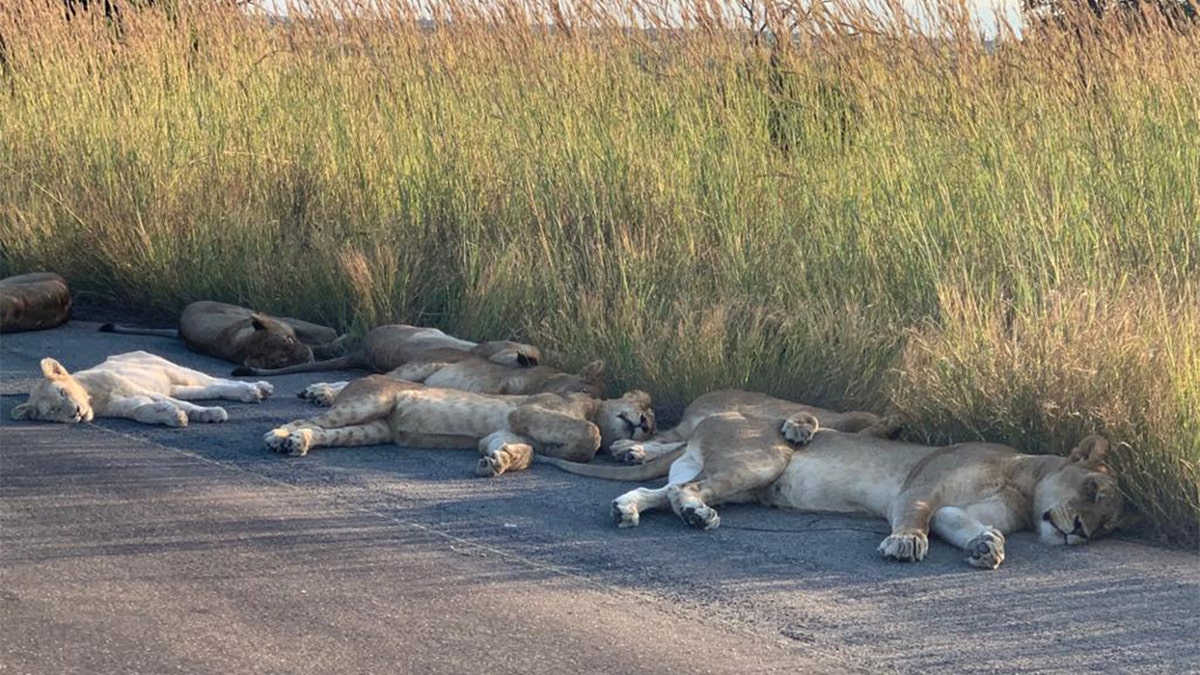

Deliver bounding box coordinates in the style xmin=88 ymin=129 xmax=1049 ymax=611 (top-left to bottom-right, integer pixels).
xmin=101 ymin=301 xmax=344 ymax=370
xmin=0 ymin=272 xmax=72 ymax=333
xmin=263 ymin=375 xmax=653 ymax=477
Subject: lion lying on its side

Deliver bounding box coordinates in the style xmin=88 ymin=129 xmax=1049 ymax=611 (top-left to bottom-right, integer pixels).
xmin=0 ymin=272 xmax=72 ymax=333
xmin=236 ymin=324 xmax=603 ymax=402
xmin=540 ymin=397 xmax=1123 ymax=569
xmin=262 ymin=374 xmax=654 ymax=477
xmin=101 ymin=301 xmax=346 ymax=371
xmin=10 ymin=351 xmax=273 ymax=427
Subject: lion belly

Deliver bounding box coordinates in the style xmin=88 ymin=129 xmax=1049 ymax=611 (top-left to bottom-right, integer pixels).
xmin=760 ymin=436 xmax=928 ymax=516
xmin=387 ymin=390 xmax=518 ymax=439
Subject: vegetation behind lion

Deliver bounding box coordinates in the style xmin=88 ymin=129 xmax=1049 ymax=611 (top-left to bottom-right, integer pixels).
xmin=0 ymin=0 xmax=1194 ymax=545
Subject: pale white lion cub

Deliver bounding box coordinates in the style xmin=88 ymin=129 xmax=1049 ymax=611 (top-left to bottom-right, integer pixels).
xmin=10 ymin=351 xmax=273 ymax=427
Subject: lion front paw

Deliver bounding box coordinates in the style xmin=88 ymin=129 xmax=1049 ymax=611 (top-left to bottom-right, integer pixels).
xmin=609 ymin=439 xmax=646 ymax=465
xmin=190 ymin=406 xmax=228 ymax=424
xmin=263 ymin=428 xmax=290 ymax=453
xmin=611 ymin=499 xmax=640 ymax=528
xmin=965 ymin=529 xmax=1006 ymax=570
xmin=781 ymin=414 xmax=819 ymax=446
xmin=878 ymin=531 xmax=929 ymax=562
xmin=475 ymin=440 xmax=533 ymax=477
xmin=264 ymin=427 xmax=309 ymax=455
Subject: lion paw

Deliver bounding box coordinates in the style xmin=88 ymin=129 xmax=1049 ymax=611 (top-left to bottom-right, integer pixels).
xmin=238 ymin=381 xmax=273 ymax=403
xmin=264 ymin=425 xmax=309 ymax=451
xmin=878 ymin=531 xmax=929 ymax=562
xmin=680 ymin=504 xmax=721 ymax=531
xmin=781 ymin=414 xmax=819 ymax=445
xmin=190 ymin=406 xmax=228 ymax=424
xmin=298 ymin=383 xmax=337 ymax=407
xmin=965 ymin=529 xmax=1006 ymax=570
xmin=475 ymin=455 xmax=506 ymax=478
xmin=611 ymin=499 xmax=640 ymax=528
xmin=280 ymin=429 xmax=313 ymax=457
xmin=609 ymin=440 xmax=646 ymax=465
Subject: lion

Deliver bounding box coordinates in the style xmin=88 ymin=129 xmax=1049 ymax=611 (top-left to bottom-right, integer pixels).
xmin=9 ymin=351 xmax=274 ymax=427
xmin=262 ymin=374 xmax=654 ymax=477
xmin=100 ymin=301 xmax=346 ymax=371
xmin=540 ymin=404 xmax=1123 ymax=570
xmin=230 ymin=323 xmax=601 ymax=402
xmin=0 ymin=272 xmax=72 ymax=333
xmin=232 ymin=323 xmax=541 ymax=375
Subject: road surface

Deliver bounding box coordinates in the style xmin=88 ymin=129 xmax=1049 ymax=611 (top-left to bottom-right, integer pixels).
xmin=2 ymin=321 xmax=1197 ymax=673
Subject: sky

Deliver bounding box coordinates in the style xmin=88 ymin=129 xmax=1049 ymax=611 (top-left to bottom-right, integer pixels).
xmin=249 ymin=0 xmax=1025 ymax=39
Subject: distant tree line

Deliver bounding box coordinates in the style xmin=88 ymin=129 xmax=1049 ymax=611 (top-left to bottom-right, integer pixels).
xmin=1023 ymin=0 xmax=1198 ymax=31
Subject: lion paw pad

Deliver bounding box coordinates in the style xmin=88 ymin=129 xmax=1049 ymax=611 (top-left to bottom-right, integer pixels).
xmin=611 ymin=500 xmax=640 ymax=528
xmin=965 ymin=529 xmax=1006 ymax=570
xmin=680 ymin=504 xmax=720 ymax=531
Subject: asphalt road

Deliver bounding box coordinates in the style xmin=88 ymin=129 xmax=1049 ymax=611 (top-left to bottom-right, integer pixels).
xmin=2 ymin=321 xmax=1197 ymax=674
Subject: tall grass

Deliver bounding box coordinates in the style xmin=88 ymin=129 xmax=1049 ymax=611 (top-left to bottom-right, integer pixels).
xmin=1 ymin=1 xmax=1196 ymax=545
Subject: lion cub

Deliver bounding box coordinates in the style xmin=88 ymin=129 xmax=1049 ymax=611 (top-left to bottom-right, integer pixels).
xmin=10 ymin=351 xmax=273 ymax=427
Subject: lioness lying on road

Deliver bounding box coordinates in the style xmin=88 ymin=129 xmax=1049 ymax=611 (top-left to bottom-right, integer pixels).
xmin=0 ymin=272 xmax=72 ymax=333
xmin=10 ymin=351 xmax=273 ymax=427
xmin=263 ymin=375 xmax=654 ymax=477
xmin=542 ymin=406 xmax=1123 ymax=569
xmin=101 ymin=301 xmax=345 ymax=371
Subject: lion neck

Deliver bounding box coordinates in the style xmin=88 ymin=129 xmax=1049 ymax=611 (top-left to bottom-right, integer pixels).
xmin=1006 ymin=454 xmax=1070 ymax=495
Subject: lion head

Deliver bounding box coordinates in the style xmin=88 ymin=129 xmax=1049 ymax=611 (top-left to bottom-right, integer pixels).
xmin=595 ymin=390 xmax=655 ymax=450
xmin=10 ymin=358 xmax=94 ymax=423
xmin=1035 ymin=435 xmax=1124 ymax=546
xmin=240 ymin=315 xmax=314 ymax=370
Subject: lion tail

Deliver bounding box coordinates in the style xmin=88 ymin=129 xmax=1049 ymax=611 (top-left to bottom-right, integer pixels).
xmin=98 ymin=323 xmax=179 ymax=338
xmin=534 ymin=447 xmax=684 ymax=482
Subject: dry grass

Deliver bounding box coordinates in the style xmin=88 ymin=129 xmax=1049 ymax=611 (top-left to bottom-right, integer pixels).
xmin=1 ymin=0 xmax=1196 ymax=545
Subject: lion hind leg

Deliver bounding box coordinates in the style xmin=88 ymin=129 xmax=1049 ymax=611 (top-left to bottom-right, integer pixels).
xmin=667 ymin=482 xmax=721 ymax=531
xmin=475 ymin=431 xmax=534 ymax=478
xmin=172 ymin=380 xmax=273 ymax=403
xmin=612 ymin=486 xmax=670 ymax=528
xmin=509 ymin=406 xmax=600 ymax=463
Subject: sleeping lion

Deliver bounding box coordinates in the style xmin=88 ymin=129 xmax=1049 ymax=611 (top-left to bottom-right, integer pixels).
xmin=262 ymin=374 xmax=654 ymax=477
xmin=538 ymin=393 xmax=1123 ymax=570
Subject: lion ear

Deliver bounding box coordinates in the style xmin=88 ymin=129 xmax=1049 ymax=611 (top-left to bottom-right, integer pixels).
xmin=1068 ymin=434 xmax=1110 ymax=468
xmin=517 ymin=353 xmax=538 ymax=367
xmin=250 ymin=315 xmax=268 ymax=331
xmin=580 ymin=360 xmax=605 ymax=380
xmin=10 ymin=402 xmax=32 ymax=420
xmin=40 ymin=357 xmax=70 ymax=381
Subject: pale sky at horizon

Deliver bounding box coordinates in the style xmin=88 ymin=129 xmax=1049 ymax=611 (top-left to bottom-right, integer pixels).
xmin=251 ymin=0 xmax=1025 ymax=38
